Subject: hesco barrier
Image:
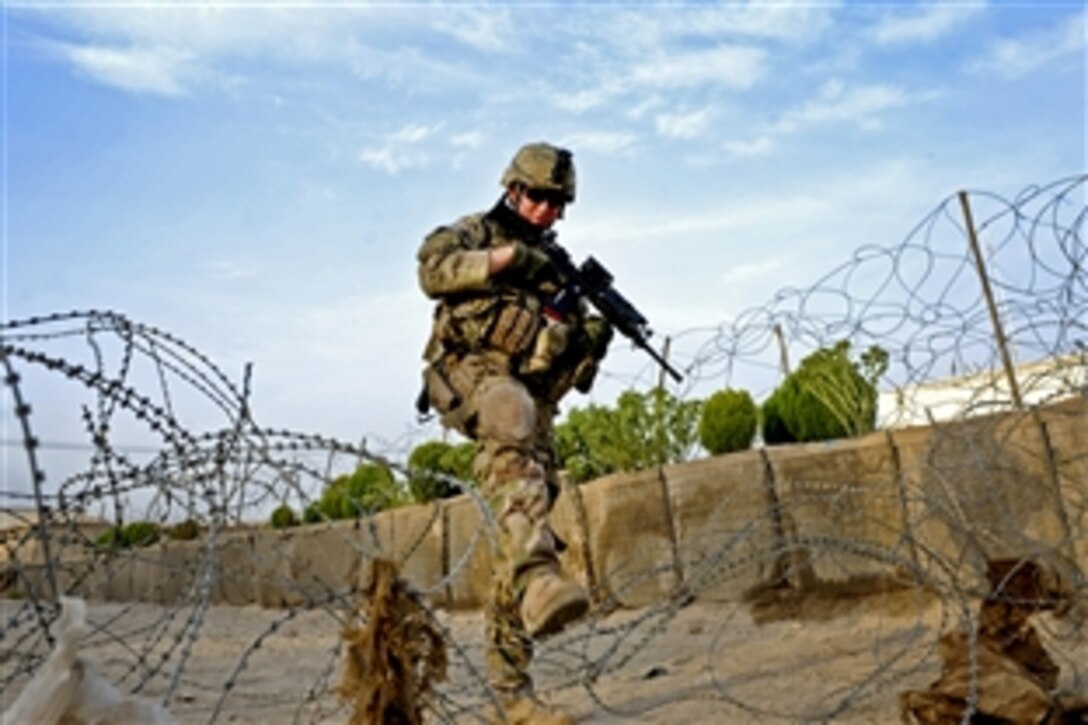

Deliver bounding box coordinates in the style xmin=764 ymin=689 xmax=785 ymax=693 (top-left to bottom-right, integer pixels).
xmin=21 ymin=396 xmax=1080 ymax=611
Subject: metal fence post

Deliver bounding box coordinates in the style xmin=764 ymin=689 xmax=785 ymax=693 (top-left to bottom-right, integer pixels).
xmin=958 ymin=190 xmax=1024 ymax=410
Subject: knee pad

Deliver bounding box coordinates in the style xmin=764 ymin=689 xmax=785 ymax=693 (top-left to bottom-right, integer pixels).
xmin=475 ymin=377 xmax=537 ymax=445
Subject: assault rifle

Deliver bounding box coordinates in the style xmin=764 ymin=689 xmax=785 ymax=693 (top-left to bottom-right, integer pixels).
xmin=538 ymin=231 xmax=683 ymax=383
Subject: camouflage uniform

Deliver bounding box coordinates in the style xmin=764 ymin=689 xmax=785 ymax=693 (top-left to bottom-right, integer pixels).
xmin=417 ymin=148 xmax=610 ymax=695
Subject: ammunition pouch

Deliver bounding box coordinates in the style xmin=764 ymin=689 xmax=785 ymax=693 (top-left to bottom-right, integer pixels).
xmin=521 ymin=320 xmax=570 ymax=376
xmin=527 ymin=321 xmax=602 ymax=401
xmin=487 ymin=301 xmax=540 ymax=357
xmin=435 ymin=296 xmax=543 ymax=361
xmin=422 ymin=362 xmax=460 ymax=416
xmin=571 ymin=356 xmax=599 ymax=393
xmin=420 ymin=356 xmax=478 ymax=435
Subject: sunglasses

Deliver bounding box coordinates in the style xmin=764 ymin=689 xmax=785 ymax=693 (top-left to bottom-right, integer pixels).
xmin=524 ymin=187 xmax=568 ymax=207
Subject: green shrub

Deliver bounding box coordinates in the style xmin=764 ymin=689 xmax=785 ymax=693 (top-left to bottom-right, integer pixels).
xmin=761 ymin=341 xmax=887 ymax=444
xmin=166 ymin=519 xmax=200 ymax=541
xmin=97 ymin=521 xmax=161 ymax=549
xmin=407 ymin=440 xmax=475 ymax=503
xmin=317 ymin=463 xmax=407 ymax=520
xmin=698 ymin=388 xmax=757 ymax=455
xmin=302 ymin=502 xmax=323 ymax=524
xmin=269 ymin=504 xmax=299 ymax=529
xmin=123 ymin=521 xmax=161 ymax=548
xmin=444 ymin=442 xmax=476 ymax=485
xmin=95 ymin=526 xmax=125 ymax=549
xmin=760 ymin=393 xmax=793 ymax=445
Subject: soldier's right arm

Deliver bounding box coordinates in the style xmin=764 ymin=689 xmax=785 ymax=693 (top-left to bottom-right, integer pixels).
xmin=417 ymin=224 xmax=493 ymax=298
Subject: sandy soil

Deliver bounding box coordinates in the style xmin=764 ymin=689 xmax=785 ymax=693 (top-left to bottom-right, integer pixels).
xmin=2 ymin=591 xmax=1085 ymax=724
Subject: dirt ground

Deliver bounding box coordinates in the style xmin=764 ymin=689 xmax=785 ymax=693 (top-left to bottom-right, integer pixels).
xmin=3 ymin=589 xmax=1085 ymax=724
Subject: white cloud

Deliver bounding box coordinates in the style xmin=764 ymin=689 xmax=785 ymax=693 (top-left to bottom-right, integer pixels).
xmin=430 ymin=7 xmax=518 ymax=53
xmin=448 ymin=131 xmax=485 ymax=168
xmin=203 ymin=259 xmax=262 ymax=281
xmin=21 ymin=5 xmax=495 ymax=98
xmin=390 ymin=123 xmax=441 ymax=144
xmin=53 ymin=42 xmax=195 ymax=96
xmin=722 ymin=136 xmax=776 ymax=159
xmin=450 ymin=132 xmax=484 ymax=149
xmin=655 ymin=108 xmax=712 ymax=139
xmin=359 ymin=122 xmax=444 ymax=174
xmin=966 ymin=11 xmax=1086 ymax=80
xmin=872 ymin=2 xmax=986 ymax=46
xmin=631 ymin=45 xmax=766 ymax=90
xmin=538 ymin=5 xmax=830 ymax=118
xmin=559 ymin=131 xmax=639 ymax=156
xmin=686 ymin=4 xmax=835 ymax=43
xmin=577 ymin=193 xmax=830 ymax=244
xmin=550 ymin=86 xmax=619 ymax=113
xmin=358 ymin=146 xmax=423 ymax=174
xmin=626 ymin=96 xmax=664 ymax=120
xmin=774 ymin=80 xmax=911 ymax=133
xmin=602 ymin=4 xmax=835 ymax=50
xmin=21 ymin=5 xmax=393 ymax=61
xmin=721 ymin=257 xmax=788 ymax=285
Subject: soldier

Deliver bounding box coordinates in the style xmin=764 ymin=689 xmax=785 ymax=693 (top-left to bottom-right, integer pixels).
xmin=416 ymin=142 xmax=612 ymax=719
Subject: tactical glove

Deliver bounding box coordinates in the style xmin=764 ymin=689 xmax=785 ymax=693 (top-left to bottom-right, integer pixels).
xmin=505 ymin=241 xmax=556 ymax=285
xmin=583 ymin=316 xmax=613 ymax=360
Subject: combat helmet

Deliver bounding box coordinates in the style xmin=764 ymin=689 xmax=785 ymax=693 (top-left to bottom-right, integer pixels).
xmin=501 ymin=142 xmax=576 ymax=203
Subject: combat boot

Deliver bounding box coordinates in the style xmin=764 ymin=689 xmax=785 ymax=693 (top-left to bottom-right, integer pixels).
xmin=520 ymin=571 xmax=589 ymax=639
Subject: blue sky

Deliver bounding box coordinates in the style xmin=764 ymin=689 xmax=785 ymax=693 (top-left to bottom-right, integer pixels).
xmin=2 ymin=1 xmax=1085 ymax=482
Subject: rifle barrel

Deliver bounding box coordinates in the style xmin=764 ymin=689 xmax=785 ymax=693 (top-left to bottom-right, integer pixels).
xmin=642 ymin=341 xmax=684 ymax=383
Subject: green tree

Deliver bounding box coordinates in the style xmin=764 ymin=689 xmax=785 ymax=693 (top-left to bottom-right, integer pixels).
xmin=762 ymin=341 xmax=888 ymax=444
xmin=554 ymin=402 xmax=615 ymax=484
xmin=698 ymin=388 xmax=758 ymax=455
xmin=407 ymin=440 xmax=475 ymax=503
xmin=318 ymin=462 xmax=407 ymax=520
xmin=555 ymin=388 xmax=702 ymax=483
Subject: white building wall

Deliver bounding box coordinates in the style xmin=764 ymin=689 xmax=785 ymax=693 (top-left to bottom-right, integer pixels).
xmin=877 ymin=353 xmax=1087 ymax=429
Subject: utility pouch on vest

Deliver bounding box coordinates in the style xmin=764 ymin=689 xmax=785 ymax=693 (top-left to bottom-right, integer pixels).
xmin=422 ymin=357 xmax=479 ymax=436
xmin=487 ymin=302 xmax=540 ymax=357
xmin=521 ymin=319 xmax=570 ymax=375
xmin=422 ymin=363 xmax=460 ymax=416
xmin=571 ymin=356 xmax=599 ymax=393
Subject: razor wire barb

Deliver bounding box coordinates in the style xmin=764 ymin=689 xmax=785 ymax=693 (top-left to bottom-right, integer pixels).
xmin=1 ymin=174 xmax=1086 ymax=723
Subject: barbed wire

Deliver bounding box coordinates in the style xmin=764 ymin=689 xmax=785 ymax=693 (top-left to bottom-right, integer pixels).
xmin=1 ymin=174 xmax=1085 ymax=722
xmin=680 ymin=174 xmax=1086 ymax=401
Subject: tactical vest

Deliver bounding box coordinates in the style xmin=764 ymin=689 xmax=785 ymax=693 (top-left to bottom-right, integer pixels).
xmin=417 ymin=208 xmax=596 ymax=424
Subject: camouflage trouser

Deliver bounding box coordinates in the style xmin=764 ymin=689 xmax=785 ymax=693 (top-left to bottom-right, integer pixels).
xmin=469 ymin=372 xmax=561 ymax=695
